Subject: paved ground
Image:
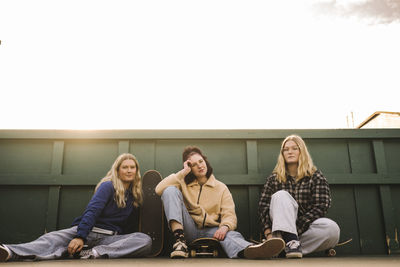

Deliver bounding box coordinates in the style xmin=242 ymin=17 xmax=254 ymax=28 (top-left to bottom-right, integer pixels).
xmin=1 ymin=256 xmax=400 ymax=267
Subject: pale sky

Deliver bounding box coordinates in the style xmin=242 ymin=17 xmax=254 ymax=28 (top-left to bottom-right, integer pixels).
xmin=0 ymin=0 xmax=399 ymax=129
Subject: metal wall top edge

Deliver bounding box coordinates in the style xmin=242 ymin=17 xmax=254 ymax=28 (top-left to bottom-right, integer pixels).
xmin=0 ymin=129 xmax=400 ymax=139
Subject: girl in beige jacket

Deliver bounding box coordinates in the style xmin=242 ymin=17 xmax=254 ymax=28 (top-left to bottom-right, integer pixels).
xmin=156 ymin=146 xmax=277 ymax=259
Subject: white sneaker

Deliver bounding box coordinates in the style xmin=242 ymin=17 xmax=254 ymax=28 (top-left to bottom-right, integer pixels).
xmin=285 ymin=240 xmax=302 ymax=259
xmin=244 ymin=237 xmax=285 ymax=259
xmin=170 ymin=240 xmax=188 ymax=258
xmin=78 ymin=249 xmax=95 ymax=259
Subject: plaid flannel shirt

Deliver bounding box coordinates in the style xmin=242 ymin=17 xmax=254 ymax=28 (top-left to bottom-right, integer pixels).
xmin=258 ymin=170 xmax=331 ymax=235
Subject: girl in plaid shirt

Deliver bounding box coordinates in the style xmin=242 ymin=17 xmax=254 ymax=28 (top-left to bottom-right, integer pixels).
xmin=258 ymin=135 xmax=340 ymax=258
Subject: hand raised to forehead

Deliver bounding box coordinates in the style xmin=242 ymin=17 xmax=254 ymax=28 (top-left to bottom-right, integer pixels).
xmin=182 ymin=160 xmax=192 ymax=176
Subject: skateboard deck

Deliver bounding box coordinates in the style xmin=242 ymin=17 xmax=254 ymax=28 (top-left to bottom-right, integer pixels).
xmin=326 ymin=238 xmax=352 ymax=256
xmin=139 ymin=170 xmax=164 ymax=257
xmin=189 ymin=237 xmax=221 ymax=258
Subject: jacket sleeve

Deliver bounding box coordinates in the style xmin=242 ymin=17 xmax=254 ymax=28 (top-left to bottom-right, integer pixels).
xmin=76 ymin=182 xmax=113 ymax=240
xmin=155 ymin=172 xmax=183 ymax=196
xmin=258 ymin=174 xmax=274 ymax=232
xmin=296 ymin=170 xmax=331 ymax=235
xmin=219 ymin=187 xmax=237 ymax=231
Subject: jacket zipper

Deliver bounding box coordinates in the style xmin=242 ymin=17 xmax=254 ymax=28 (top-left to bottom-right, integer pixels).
xmin=197 ymin=185 xmax=203 ymax=204
xmin=197 ymin=185 xmax=206 ymax=228
xmin=202 ymin=213 xmax=207 ymax=228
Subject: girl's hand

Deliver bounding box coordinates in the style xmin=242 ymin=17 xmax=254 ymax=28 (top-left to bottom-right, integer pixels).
xmin=68 ymin=238 xmax=84 ymax=255
xmin=182 ymin=160 xmax=192 ymax=176
xmin=213 ymin=225 xmax=229 ymax=241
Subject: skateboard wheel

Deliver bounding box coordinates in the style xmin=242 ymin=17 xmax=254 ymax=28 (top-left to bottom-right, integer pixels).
xmin=213 ymin=249 xmax=218 ymax=257
xmin=190 ymin=250 xmax=196 ymax=258
xmin=328 ymin=248 xmax=336 ymax=257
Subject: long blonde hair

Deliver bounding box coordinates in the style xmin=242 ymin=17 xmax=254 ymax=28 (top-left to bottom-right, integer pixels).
xmin=273 ymin=135 xmax=317 ymax=183
xmin=95 ymin=153 xmax=143 ymax=208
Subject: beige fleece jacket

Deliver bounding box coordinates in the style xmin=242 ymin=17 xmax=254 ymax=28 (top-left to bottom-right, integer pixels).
xmin=155 ymin=172 xmax=237 ymax=230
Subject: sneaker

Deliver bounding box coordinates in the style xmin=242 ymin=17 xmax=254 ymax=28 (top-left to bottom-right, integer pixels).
xmin=285 ymin=240 xmax=302 ymax=258
xmin=78 ymin=249 xmax=95 ymax=259
xmin=0 ymin=245 xmax=10 ymax=262
xmin=244 ymin=237 xmax=285 ymax=259
xmin=170 ymin=240 xmax=188 ymax=258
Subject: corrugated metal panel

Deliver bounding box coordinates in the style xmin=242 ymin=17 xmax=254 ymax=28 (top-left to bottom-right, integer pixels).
xmin=0 ymin=129 xmax=399 ymax=255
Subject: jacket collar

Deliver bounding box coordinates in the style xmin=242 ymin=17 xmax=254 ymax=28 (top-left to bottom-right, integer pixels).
xmin=187 ymin=174 xmax=216 ymax=188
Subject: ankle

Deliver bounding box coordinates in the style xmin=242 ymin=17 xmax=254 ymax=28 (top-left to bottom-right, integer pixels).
xmin=272 ymin=231 xmax=282 ymax=239
xmin=173 ymin=229 xmax=186 ymax=243
xmin=281 ymin=232 xmax=298 ymax=244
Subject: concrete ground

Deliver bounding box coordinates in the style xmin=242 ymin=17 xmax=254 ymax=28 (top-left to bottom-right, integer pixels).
xmin=1 ymin=256 xmax=400 ymax=267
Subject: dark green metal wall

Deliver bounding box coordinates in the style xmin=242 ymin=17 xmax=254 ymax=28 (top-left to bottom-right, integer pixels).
xmin=0 ymin=129 xmax=399 ymax=255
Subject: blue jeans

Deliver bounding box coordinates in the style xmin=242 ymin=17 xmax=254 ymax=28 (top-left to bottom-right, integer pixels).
xmin=6 ymin=226 xmax=151 ymax=260
xmin=161 ymin=186 xmax=251 ymax=258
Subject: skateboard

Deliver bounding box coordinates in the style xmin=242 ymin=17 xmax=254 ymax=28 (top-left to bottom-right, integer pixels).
xmin=326 ymin=238 xmax=353 ymax=256
xmin=189 ymin=237 xmax=221 ymax=258
xmin=139 ymin=170 xmax=164 ymax=257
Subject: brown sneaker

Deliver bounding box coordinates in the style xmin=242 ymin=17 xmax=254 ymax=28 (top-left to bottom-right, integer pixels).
xmin=0 ymin=245 xmax=10 ymax=262
xmin=244 ymin=237 xmax=285 ymax=259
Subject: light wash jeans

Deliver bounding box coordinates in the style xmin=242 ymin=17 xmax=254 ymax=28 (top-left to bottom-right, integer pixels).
xmin=161 ymin=186 xmax=252 ymax=258
xmin=269 ymin=190 xmax=340 ymax=255
xmin=6 ymin=226 xmax=152 ymax=260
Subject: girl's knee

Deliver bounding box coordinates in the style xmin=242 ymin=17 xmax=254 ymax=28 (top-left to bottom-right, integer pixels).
xmin=126 ymin=233 xmax=152 ymax=253
xmin=328 ymin=220 xmax=340 ymax=243
xmin=144 ymin=236 xmax=152 ymax=249
xmin=137 ymin=233 xmax=152 ymax=247
xmin=162 ymin=186 xmax=180 ymax=196
xmin=270 ymin=190 xmax=297 ymax=207
xmin=161 ymin=186 xmax=184 ymax=204
xmin=316 ymin=218 xmax=340 ymax=243
xmin=271 ymin=190 xmax=291 ymax=199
